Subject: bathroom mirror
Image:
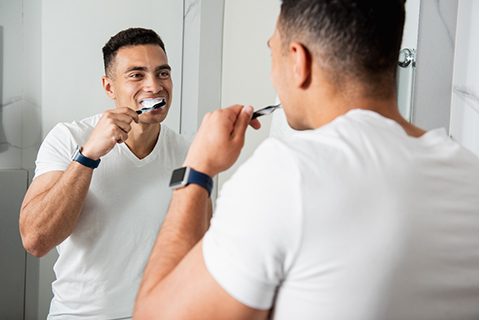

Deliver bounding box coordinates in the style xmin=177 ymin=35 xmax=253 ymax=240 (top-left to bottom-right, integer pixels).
xmin=0 ymin=0 xmax=216 ymax=318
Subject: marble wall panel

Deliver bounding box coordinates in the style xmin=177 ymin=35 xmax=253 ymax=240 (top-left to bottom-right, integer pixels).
xmin=449 ymin=0 xmax=478 ymax=155
xmin=413 ymin=0 xmax=458 ymax=131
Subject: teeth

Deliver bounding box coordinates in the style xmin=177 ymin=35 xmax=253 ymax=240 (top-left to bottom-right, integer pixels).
xmin=141 ymin=98 xmax=165 ymax=109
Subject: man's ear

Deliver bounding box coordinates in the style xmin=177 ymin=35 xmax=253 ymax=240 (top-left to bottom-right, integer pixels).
xmin=289 ymin=42 xmax=312 ymax=88
xmin=102 ymin=75 xmax=116 ymax=100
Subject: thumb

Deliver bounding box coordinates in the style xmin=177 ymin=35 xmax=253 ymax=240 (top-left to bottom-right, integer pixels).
xmin=232 ymin=105 xmax=253 ymax=141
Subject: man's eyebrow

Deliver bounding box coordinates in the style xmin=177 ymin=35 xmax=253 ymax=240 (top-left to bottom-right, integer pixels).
xmin=156 ymin=64 xmax=171 ymax=71
xmin=125 ymin=66 xmax=147 ymax=73
xmin=124 ymin=65 xmax=171 ymax=73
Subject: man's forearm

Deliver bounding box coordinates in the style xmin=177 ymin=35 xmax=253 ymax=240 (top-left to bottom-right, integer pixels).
xmin=19 ymin=161 xmax=93 ymax=257
xmin=137 ymin=184 xmax=210 ymax=299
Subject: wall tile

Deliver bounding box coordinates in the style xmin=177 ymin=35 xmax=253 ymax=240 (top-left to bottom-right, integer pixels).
xmin=449 ymin=0 xmax=478 ymax=155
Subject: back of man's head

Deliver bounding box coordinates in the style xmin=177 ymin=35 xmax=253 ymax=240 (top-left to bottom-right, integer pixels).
xmin=102 ymin=27 xmax=166 ymax=77
xmin=279 ymin=0 xmax=405 ymax=98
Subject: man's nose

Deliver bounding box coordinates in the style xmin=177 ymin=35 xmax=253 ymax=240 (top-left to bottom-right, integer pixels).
xmin=144 ymin=75 xmax=163 ymax=93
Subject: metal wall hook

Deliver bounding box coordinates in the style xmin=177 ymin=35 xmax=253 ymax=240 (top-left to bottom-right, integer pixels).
xmin=398 ymin=48 xmax=416 ymax=68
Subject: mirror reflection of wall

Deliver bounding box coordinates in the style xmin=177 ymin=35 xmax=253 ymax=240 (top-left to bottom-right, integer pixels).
xmin=217 ymin=0 xmax=280 ymax=190
xmin=0 ymin=0 xmax=41 ymax=169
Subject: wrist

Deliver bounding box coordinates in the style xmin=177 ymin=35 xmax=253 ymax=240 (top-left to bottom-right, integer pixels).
xmin=72 ymin=146 xmax=101 ymax=169
xmin=169 ymin=166 xmax=214 ymax=197
xmin=182 ymin=161 xmax=216 ymax=177
xmin=80 ymin=145 xmax=101 ymax=161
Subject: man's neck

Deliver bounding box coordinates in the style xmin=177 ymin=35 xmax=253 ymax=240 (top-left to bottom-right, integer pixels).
xmin=304 ymin=91 xmax=425 ymax=138
xmin=124 ymin=123 xmax=161 ymax=159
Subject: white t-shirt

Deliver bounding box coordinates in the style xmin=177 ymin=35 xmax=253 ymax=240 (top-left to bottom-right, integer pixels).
xmin=34 ymin=114 xmax=189 ymax=319
xmin=203 ymin=109 xmax=479 ymax=320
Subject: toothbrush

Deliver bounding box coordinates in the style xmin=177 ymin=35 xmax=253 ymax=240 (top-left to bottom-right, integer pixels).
xmin=136 ymin=99 xmax=166 ymax=114
xmin=251 ymin=104 xmax=281 ymax=120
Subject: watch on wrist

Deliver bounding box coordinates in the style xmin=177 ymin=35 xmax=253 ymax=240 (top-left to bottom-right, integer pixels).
xmin=169 ymin=167 xmax=213 ymax=197
xmin=72 ymin=146 xmax=101 ymax=169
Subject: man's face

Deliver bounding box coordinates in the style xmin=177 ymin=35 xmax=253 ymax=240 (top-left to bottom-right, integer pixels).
xmin=269 ymin=22 xmax=296 ymax=127
xmin=269 ymin=21 xmax=309 ymax=130
xmin=104 ymin=44 xmax=173 ymax=124
xmin=269 ymin=23 xmax=285 ymax=101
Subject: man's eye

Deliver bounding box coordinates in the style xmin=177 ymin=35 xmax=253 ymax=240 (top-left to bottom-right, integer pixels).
xmin=129 ymin=73 xmax=143 ymax=79
xmin=159 ymin=70 xmax=171 ymax=79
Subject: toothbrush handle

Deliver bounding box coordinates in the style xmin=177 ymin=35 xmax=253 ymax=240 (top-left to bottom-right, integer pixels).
xmin=252 ymin=104 xmax=280 ymax=120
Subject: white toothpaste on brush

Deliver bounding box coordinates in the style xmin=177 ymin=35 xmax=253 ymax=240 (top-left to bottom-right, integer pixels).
xmin=137 ymin=98 xmax=166 ymax=114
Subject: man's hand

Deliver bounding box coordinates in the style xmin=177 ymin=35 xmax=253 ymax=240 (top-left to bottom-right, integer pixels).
xmin=82 ymin=107 xmax=139 ymax=160
xmin=184 ymin=105 xmax=259 ymax=177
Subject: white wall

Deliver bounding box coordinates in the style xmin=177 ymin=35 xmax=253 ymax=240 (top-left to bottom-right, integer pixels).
xmin=0 ymin=2 xmax=42 ymax=319
xmin=413 ymin=0 xmax=459 ymax=130
xmin=402 ymin=0 xmax=421 ymax=49
xmin=412 ymin=0 xmax=479 ymax=154
xmin=22 ymin=0 xmax=42 ymax=171
xmin=0 ymin=0 xmax=42 ymax=170
xmin=218 ymin=0 xmax=279 ymax=189
xmin=449 ymin=0 xmax=479 ymax=155
xmin=0 ymin=0 xmax=22 ymax=168
xmin=181 ymin=0 xmax=224 ymax=138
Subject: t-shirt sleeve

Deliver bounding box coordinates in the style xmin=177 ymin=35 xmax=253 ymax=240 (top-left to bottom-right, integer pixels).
xmin=202 ymin=138 xmax=303 ymax=310
xmin=34 ymin=123 xmax=76 ymax=179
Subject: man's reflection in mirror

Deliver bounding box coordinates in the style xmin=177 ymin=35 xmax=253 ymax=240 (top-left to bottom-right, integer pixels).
xmin=19 ymin=27 xmax=194 ymax=319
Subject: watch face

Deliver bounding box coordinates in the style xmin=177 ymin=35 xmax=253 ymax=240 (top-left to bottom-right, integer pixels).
xmin=72 ymin=146 xmax=81 ymax=160
xmin=169 ymin=167 xmax=188 ymax=187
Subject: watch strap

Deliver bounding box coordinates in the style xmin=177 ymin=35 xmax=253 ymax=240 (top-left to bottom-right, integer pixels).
xmin=72 ymin=146 xmax=101 ymax=169
xmin=170 ymin=167 xmax=213 ymax=197
xmin=187 ymin=168 xmax=213 ymax=197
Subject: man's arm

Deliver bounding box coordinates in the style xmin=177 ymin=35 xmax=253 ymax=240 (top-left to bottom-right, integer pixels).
xmin=19 ymin=108 xmax=138 ymax=257
xmin=19 ymin=164 xmax=93 ymax=257
xmin=134 ymin=105 xmax=268 ymax=319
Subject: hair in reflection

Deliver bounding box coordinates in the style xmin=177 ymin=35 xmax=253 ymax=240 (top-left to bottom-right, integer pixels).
xmin=102 ymin=27 xmax=166 ymax=77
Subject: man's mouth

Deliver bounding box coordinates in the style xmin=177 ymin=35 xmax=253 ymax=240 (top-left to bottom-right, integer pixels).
xmin=136 ymin=98 xmax=167 ymax=114
xmin=140 ymin=97 xmax=167 ymax=108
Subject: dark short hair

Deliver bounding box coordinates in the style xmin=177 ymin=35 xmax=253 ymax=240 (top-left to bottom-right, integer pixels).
xmin=279 ymin=0 xmax=405 ymax=97
xmin=102 ymin=27 xmax=166 ymax=77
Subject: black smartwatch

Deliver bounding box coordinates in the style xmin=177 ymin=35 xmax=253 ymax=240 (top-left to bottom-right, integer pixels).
xmin=169 ymin=167 xmax=213 ymax=197
xmin=72 ymin=146 xmax=101 ymax=169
